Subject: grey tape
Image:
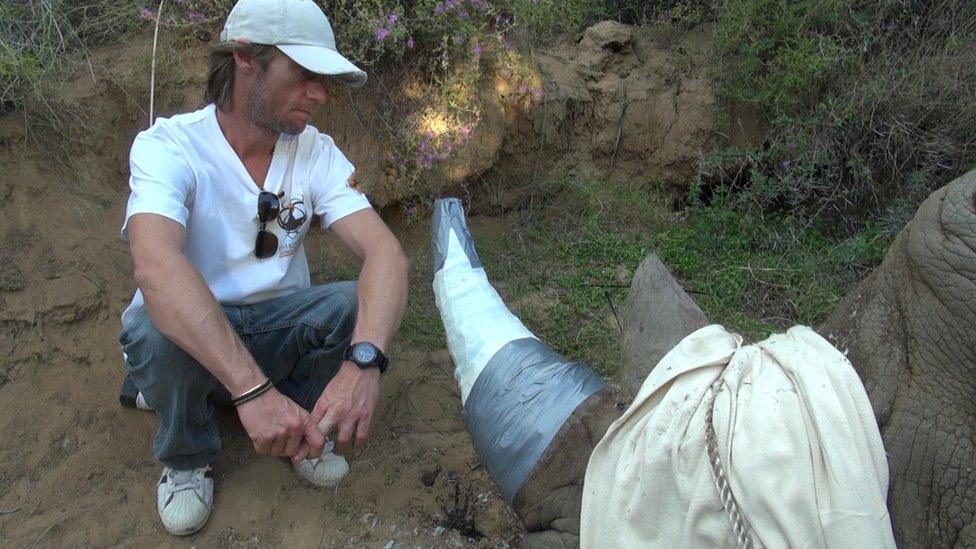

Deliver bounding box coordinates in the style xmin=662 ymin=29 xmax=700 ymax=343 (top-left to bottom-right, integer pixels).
xmin=432 ymin=198 xmax=482 ymax=273
xmin=463 ymin=337 xmax=607 ymax=502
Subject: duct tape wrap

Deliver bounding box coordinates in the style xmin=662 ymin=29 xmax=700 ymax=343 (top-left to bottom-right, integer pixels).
xmin=464 ymin=341 xmax=607 ymax=503
xmin=432 ymin=198 xmax=482 ymax=272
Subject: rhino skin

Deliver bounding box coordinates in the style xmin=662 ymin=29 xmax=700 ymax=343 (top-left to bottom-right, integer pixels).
xmin=820 ymin=171 xmax=976 ymax=548
xmin=513 ymin=388 xmax=622 ymax=548
xmin=618 ymin=253 xmax=710 ymax=401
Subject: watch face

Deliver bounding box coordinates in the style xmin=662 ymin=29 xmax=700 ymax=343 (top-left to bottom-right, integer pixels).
xmin=353 ymin=343 xmax=377 ymax=364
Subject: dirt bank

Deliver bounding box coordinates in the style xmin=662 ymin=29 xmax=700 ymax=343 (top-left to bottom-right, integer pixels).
xmin=0 ymin=21 xmax=728 ymax=546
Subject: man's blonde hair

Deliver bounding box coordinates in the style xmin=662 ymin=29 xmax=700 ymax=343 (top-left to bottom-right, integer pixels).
xmin=204 ymin=42 xmax=279 ymax=108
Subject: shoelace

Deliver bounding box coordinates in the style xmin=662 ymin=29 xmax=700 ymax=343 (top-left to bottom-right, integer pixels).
xmin=164 ymin=468 xmax=207 ymax=496
xmin=304 ymin=440 xmax=337 ymax=467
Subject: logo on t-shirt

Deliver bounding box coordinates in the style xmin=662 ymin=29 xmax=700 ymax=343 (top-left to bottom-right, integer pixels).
xmin=277 ymin=195 xmax=308 ymax=257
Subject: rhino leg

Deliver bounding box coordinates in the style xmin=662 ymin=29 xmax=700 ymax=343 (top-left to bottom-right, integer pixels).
xmin=821 ymin=171 xmax=976 ymax=547
xmin=513 ymin=388 xmax=621 ymax=547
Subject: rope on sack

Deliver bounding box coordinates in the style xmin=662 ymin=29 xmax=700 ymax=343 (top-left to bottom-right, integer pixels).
xmin=705 ymin=378 xmax=761 ymax=549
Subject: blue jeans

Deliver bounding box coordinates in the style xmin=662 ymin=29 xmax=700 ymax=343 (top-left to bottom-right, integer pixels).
xmin=119 ymin=282 xmax=357 ymax=470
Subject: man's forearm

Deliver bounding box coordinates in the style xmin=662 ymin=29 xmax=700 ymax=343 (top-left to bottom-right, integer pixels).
xmin=136 ymin=254 xmax=264 ymax=395
xmin=349 ymin=238 xmax=409 ymax=351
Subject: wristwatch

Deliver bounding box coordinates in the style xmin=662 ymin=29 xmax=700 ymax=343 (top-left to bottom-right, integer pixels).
xmin=343 ymin=341 xmax=389 ymax=374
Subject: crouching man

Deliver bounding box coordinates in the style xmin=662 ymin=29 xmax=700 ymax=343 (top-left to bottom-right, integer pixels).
xmin=117 ymin=0 xmax=409 ymax=535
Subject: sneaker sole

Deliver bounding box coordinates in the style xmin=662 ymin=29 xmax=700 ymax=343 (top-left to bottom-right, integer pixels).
xmin=293 ymin=464 xmax=348 ymax=487
xmin=163 ymin=520 xmax=208 ymax=537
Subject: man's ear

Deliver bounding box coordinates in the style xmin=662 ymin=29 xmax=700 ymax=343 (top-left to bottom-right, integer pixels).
xmin=232 ymin=41 xmax=259 ymax=75
xmin=233 ymin=51 xmax=258 ymax=75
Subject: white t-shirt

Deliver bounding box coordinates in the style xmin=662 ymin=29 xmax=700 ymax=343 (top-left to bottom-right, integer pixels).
xmin=120 ymin=103 xmax=370 ymax=329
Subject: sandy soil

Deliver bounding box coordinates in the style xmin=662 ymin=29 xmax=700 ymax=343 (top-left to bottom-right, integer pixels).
xmin=0 ymin=162 xmax=523 ymax=546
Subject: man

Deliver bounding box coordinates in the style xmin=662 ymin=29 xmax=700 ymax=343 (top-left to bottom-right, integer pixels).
xmin=117 ymin=0 xmax=409 ymax=536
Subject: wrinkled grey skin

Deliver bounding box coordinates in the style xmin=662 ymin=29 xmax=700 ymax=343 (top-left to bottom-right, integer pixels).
xmin=820 ymin=172 xmax=976 ymax=548
xmin=618 ymin=254 xmax=710 ymax=401
xmin=514 ymin=389 xmax=621 ymax=548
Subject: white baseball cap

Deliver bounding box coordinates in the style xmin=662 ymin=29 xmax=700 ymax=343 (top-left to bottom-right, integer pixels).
xmin=219 ymin=0 xmax=367 ymax=87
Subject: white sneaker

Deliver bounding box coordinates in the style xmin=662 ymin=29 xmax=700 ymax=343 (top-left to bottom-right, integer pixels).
xmin=156 ymin=465 xmax=214 ymax=536
xmin=293 ymin=441 xmax=350 ymax=487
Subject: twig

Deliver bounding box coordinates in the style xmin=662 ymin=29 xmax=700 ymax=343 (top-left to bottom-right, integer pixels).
xmin=85 ymin=54 xmax=96 ymax=85
xmin=29 ymin=507 xmax=95 ymax=549
xmin=605 ymin=290 xmax=622 ymax=333
xmin=148 ymin=0 xmax=166 ymax=127
xmin=530 ymin=71 xmax=550 ymax=191
xmin=735 ymin=266 xmax=799 ymax=272
xmin=0 ymin=507 xmax=20 ymax=515
xmin=608 ymin=102 xmax=628 ymax=176
xmin=345 ymin=88 xmax=367 ymax=133
xmin=80 ymin=273 xmax=104 ymax=291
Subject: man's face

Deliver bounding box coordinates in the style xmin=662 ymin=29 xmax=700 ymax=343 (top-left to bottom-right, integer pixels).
xmin=246 ymin=52 xmax=327 ymax=135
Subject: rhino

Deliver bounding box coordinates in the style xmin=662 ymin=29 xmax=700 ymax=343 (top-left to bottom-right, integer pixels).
xmin=431 ymin=168 xmax=976 ymax=547
xmin=819 ymin=172 xmax=976 ymax=548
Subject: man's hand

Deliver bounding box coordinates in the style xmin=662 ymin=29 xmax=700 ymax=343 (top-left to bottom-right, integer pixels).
xmin=236 ymin=388 xmax=312 ymax=458
xmin=307 ymin=361 xmax=380 ymax=456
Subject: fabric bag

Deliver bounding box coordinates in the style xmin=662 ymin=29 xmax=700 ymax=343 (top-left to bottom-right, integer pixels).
xmin=580 ymin=325 xmax=895 ymax=548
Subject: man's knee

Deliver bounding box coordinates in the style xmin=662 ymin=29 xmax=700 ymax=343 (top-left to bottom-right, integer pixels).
xmin=121 ymin=310 xmax=214 ymax=386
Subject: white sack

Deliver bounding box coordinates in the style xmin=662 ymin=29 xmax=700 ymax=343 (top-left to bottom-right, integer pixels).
xmin=580 ymin=325 xmax=895 ymax=548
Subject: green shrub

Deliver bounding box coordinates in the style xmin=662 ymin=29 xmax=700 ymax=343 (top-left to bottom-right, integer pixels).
xmin=710 ymin=0 xmax=976 ymax=234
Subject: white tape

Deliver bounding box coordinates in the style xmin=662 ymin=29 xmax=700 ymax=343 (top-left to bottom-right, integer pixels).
xmin=433 ymin=227 xmax=536 ymax=403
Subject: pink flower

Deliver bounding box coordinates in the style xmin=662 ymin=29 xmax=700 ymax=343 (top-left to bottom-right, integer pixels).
xmin=139 ymin=7 xmax=155 ymax=20
xmin=531 ymin=87 xmax=545 ymax=103
xmin=186 ymin=10 xmax=204 ymax=23
xmin=387 ymin=13 xmax=398 ymax=25
xmin=472 ymin=42 xmax=483 ymax=56
xmin=407 ymin=35 xmax=415 ymax=49
xmin=374 ymin=27 xmax=390 ymax=41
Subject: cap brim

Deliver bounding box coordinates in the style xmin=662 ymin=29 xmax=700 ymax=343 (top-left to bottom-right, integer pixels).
xmin=277 ymin=44 xmax=367 ymax=87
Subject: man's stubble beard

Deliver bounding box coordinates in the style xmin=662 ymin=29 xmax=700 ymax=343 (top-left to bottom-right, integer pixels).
xmin=246 ymin=69 xmax=305 ymax=136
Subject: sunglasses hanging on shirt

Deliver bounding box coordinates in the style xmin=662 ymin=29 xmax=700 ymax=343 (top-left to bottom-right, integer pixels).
xmin=255 ymin=190 xmax=283 ymax=259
